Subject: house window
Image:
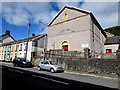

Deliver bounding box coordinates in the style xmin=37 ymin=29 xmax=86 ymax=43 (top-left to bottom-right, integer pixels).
xmin=106 ymin=49 xmax=112 ymax=53
xmin=24 ymin=43 xmax=27 ymax=51
xmin=20 ymin=44 xmax=22 ymax=51
xmin=34 ymin=40 xmax=38 ymax=46
xmin=24 ymin=53 xmax=26 ymax=58
xmin=15 ymin=53 xmax=17 ymax=57
xmin=15 ymin=45 xmax=19 ymax=51
xmin=11 ymin=46 xmax=14 ymax=52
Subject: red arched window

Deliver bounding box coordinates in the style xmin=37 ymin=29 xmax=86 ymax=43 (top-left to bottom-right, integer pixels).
xmin=62 ymin=41 xmax=68 ymax=51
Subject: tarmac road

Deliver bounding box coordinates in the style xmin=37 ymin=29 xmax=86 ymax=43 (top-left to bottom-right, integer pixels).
xmin=2 ymin=65 xmax=119 ymax=89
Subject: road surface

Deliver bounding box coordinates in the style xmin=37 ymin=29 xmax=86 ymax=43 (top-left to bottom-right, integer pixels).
xmin=1 ymin=61 xmax=119 ymax=89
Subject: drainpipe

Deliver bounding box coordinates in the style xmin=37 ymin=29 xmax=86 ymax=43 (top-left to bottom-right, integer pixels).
xmin=25 ymin=23 xmax=30 ymax=61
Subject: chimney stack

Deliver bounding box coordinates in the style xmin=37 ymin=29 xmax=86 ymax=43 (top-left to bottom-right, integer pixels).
xmin=5 ymin=30 xmax=10 ymax=34
xmin=32 ymin=33 xmax=35 ymax=37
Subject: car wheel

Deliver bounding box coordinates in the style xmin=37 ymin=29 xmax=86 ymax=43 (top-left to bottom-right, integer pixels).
xmin=38 ymin=67 xmax=41 ymax=71
xmin=50 ymin=68 xmax=55 ymax=73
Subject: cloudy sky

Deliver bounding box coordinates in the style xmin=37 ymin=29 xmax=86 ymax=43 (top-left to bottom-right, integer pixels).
xmin=1 ymin=0 xmax=119 ymax=40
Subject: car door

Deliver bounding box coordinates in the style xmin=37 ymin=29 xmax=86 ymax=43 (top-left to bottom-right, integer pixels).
xmin=43 ymin=61 xmax=51 ymax=70
xmin=40 ymin=61 xmax=45 ymax=69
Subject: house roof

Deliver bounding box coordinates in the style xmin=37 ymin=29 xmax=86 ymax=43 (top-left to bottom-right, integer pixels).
xmin=104 ymin=31 xmax=114 ymax=37
xmin=0 ymin=34 xmax=47 ymax=46
xmin=0 ymin=34 xmax=15 ymax=41
xmin=14 ymin=34 xmax=46 ymax=44
xmin=48 ymin=5 xmax=107 ymax=38
xmin=105 ymin=36 xmax=120 ymax=45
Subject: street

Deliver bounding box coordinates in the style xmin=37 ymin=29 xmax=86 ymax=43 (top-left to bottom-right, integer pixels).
xmin=1 ymin=61 xmax=119 ymax=89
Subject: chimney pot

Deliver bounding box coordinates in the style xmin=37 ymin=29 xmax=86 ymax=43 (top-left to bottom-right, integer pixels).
xmin=5 ymin=30 xmax=10 ymax=34
xmin=32 ymin=33 xmax=35 ymax=37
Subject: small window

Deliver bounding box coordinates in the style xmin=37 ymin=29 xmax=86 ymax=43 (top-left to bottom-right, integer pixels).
xmin=19 ymin=44 xmax=22 ymax=51
xmin=16 ymin=45 xmax=19 ymax=51
xmin=106 ymin=49 xmax=112 ymax=53
xmin=24 ymin=43 xmax=27 ymax=51
xmin=11 ymin=46 xmax=14 ymax=52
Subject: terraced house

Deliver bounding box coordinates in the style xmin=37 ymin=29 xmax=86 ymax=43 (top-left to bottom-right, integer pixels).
xmin=10 ymin=34 xmax=47 ymax=61
xmin=0 ymin=31 xmax=47 ymax=61
xmin=0 ymin=30 xmax=15 ymax=61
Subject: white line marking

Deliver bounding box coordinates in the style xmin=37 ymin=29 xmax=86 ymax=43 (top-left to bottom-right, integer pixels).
xmin=64 ymin=71 xmax=118 ymax=80
xmin=81 ymin=74 xmax=118 ymax=80
xmin=9 ymin=69 xmax=14 ymax=71
xmin=32 ymin=74 xmax=69 ymax=85
xmin=9 ymin=69 xmax=23 ymax=74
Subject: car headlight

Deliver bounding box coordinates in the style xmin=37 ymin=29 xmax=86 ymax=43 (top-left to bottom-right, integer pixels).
xmin=23 ymin=62 xmax=26 ymax=64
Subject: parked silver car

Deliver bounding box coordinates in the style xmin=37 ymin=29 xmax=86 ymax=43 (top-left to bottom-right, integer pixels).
xmin=38 ymin=60 xmax=64 ymax=73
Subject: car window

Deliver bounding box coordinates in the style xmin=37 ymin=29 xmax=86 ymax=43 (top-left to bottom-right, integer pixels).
xmin=43 ymin=61 xmax=49 ymax=64
xmin=17 ymin=58 xmax=21 ymax=61
xmin=49 ymin=61 xmax=56 ymax=65
xmin=21 ymin=58 xmax=26 ymax=62
xmin=14 ymin=58 xmax=17 ymax=61
xmin=41 ymin=61 xmax=44 ymax=64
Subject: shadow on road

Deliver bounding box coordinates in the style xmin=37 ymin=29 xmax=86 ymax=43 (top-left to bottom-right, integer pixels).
xmin=2 ymin=65 xmax=119 ymax=89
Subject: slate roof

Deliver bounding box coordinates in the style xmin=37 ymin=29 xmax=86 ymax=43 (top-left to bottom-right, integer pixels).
xmin=105 ymin=36 xmax=120 ymax=45
xmin=0 ymin=34 xmax=47 ymax=46
xmin=14 ymin=34 xmax=42 ymax=44
xmin=0 ymin=34 xmax=15 ymax=41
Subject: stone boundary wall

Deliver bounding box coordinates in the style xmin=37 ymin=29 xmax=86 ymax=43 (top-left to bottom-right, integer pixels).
xmin=33 ymin=57 xmax=120 ymax=75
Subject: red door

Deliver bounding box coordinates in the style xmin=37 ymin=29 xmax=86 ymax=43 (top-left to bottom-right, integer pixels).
xmin=106 ymin=49 xmax=112 ymax=53
xmin=62 ymin=46 xmax=68 ymax=51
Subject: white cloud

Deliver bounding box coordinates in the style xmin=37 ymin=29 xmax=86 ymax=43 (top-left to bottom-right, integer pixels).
xmin=56 ymin=2 xmax=80 ymax=10
xmin=81 ymin=2 xmax=118 ymax=29
xmin=97 ymin=12 xmax=118 ymax=29
xmin=2 ymin=1 xmax=118 ymax=30
xmin=3 ymin=2 xmax=30 ymax=26
xmin=27 ymin=2 xmax=52 ymax=25
xmin=2 ymin=2 xmax=53 ymax=26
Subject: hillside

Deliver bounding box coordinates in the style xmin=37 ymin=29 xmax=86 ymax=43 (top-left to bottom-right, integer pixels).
xmin=104 ymin=26 xmax=120 ymax=36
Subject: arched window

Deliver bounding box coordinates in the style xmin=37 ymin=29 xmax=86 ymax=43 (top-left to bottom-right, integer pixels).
xmin=62 ymin=41 xmax=68 ymax=51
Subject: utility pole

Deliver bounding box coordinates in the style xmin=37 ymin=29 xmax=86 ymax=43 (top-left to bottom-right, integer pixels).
xmin=25 ymin=23 xmax=30 ymax=61
xmin=39 ymin=21 xmax=47 ymax=60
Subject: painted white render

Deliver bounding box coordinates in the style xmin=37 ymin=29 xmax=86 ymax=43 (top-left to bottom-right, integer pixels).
xmin=19 ymin=42 xmax=26 ymax=58
xmin=104 ymin=44 xmax=119 ymax=53
xmin=27 ymin=41 xmax=32 ymax=61
xmin=18 ymin=41 xmax=32 ymax=61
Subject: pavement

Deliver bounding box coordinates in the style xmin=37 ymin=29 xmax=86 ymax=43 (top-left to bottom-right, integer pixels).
xmin=64 ymin=70 xmax=119 ymax=80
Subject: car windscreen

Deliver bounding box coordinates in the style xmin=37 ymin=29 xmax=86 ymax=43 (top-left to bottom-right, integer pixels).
xmin=21 ymin=58 xmax=26 ymax=62
xmin=49 ymin=61 xmax=57 ymax=65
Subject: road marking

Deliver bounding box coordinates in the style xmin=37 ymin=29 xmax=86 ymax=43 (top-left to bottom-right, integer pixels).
xmin=65 ymin=71 xmax=118 ymax=80
xmin=32 ymin=74 xmax=69 ymax=85
xmin=80 ymin=74 xmax=118 ymax=80
xmin=9 ymin=69 xmax=23 ymax=74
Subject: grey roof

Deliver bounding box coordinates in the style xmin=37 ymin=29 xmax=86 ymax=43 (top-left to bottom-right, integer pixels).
xmin=0 ymin=34 xmax=15 ymax=41
xmin=105 ymin=36 xmax=120 ymax=45
xmin=0 ymin=34 xmax=47 ymax=46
